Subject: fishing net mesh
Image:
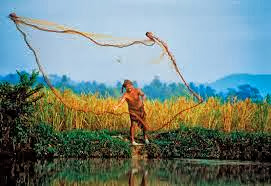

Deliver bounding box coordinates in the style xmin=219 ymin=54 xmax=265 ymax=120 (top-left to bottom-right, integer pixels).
xmin=9 ymin=13 xmax=202 ymax=131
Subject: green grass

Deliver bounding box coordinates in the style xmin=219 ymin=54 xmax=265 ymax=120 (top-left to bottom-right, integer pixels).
xmin=30 ymin=123 xmax=271 ymax=161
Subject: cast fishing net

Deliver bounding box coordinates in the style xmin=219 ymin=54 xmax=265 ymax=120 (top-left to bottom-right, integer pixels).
xmin=9 ymin=13 xmax=203 ymax=131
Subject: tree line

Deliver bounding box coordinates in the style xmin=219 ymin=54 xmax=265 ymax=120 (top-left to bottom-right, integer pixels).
xmin=1 ymin=72 xmax=269 ymax=103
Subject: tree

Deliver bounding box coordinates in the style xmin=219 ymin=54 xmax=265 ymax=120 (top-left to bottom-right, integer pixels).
xmin=0 ymin=70 xmax=43 ymax=154
xmin=225 ymin=84 xmax=262 ymax=102
xmin=265 ymin=94 xmax=271 ymax=104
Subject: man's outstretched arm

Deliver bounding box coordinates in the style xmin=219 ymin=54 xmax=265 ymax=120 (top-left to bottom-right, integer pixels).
xmin=113 ymin=95 xmax=126 ymax=111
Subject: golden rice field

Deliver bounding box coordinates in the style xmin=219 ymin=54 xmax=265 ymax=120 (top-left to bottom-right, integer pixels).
xmin=33 ymin=89 xmax=271 ymax=132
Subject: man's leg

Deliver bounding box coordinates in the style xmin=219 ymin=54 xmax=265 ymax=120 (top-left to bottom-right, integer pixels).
xmin=141 ymin=170 xmax=148 ymax=186
xmin=142 ymin=125 xmax=148 ymax=140
xmin=139 ymin=108 xmax=149 ymax=144
xmin=140 ymin=122 xmax=149 ymax=144
xmin=129 ymin=169 xmax=136 ymax=186
xmin=130 ymin=121 xmax=136 ymax=143
xmin=131 ymin=121 xmax=143 ymax=145
xmin=143 ymin=129 xmax=149 ymax=144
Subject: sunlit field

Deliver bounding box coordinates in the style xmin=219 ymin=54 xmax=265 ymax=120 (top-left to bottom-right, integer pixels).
xmin=34 ymin=89 xmax=271 ymax=132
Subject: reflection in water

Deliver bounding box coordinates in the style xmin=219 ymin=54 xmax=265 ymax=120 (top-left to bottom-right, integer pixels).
xmin=0 ymin=158 xmax=270 ymax=185
xmin=129 ymin=160 xmax=148 ymax=186
xmin=129 ymin=168 xmax=148 ymax=186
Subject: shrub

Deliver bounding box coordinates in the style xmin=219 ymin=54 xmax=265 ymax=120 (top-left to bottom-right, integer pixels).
xmin=0 ymin=70 xmax=43 ymax=153
xmin=33 ymin=123 xmax=131 ymax=158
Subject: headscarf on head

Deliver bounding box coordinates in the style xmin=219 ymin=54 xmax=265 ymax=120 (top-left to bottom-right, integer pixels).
xmin=121 ymin=79 xmax=133 ymax=93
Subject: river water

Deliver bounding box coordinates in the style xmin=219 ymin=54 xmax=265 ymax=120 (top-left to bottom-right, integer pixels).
xmin=1 ymin=158 xmax=270 ymax=185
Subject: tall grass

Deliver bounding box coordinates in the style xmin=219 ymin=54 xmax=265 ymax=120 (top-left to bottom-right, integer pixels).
xmin=34 ymin=89 xmax=271 ymax=132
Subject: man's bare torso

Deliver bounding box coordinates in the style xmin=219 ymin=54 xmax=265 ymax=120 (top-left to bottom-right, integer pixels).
xmin=124 ymin=88 xmax=143 ymax=111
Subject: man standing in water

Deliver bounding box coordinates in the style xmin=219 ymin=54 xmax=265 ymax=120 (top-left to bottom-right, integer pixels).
xmin=113 ymin=80 xmax=150 ymax=145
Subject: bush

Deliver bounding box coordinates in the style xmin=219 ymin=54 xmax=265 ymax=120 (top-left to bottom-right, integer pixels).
xmin=143 ymin=126 xmax=271 ymax=161
xmin=0 ymin=70 xmax=43 ymax=153
xmin=33 ymin=123 xmax=131 ymax=158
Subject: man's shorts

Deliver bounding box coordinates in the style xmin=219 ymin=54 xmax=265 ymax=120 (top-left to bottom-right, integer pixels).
xmin=129 ymin=106 xmax=146 ymax=129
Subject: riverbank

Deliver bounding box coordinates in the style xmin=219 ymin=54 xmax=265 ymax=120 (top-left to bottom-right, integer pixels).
xmin=142 ymin=126 xmax=271 ymax=161
xmin=1 ymin=72 xmax=270 ymax=162
xmin=2 ymin=124 xmax=270 ymax=162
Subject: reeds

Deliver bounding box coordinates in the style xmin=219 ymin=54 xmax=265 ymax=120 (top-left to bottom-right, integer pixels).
xmin=34 ymin=89 xmax=271 ymax=132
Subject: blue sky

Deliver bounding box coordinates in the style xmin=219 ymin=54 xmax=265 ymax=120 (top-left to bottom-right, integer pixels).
xmin=0 ymin=0 xmax=270 ymax=84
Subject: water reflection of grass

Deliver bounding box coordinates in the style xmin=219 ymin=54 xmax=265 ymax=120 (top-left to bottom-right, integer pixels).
xmin=37 ymin=159 xmax=271 ymax=185
xmin=145 ymin=159 xmax=271 ymax=185
xmin=35 ymin=159 xmax=130 ymax=185
xmin=2 ymin=159 xmax=270 ymax=185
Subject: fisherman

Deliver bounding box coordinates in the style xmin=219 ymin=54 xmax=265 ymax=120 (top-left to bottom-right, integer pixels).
xmin=113 ymin=80 xmax=150 ymax=145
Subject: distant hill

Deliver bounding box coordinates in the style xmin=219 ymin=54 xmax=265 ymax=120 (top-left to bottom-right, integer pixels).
xmin=208 ymin=74 xmax=271 ymax=96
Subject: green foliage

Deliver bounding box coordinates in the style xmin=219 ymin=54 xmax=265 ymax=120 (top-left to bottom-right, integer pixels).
xmin=0 ymin=70 xmax=43 ymax=152
xmin=265 ymin=94 xmax=271 ymax=104
xmin=29 ymin=124 xmax=271 ymax=161
xmin=32 ymin=123 xmax=59 ymax=157
xmin=142 ymin=126 xmax=271 ymax=161
xmin=0 ymin=70 xmax=130 ymax=158
xmin=33 ymin=123 xmax=131 ymax=158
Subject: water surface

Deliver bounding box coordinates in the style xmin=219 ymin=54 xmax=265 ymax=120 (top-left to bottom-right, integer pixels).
xmin=1 ymin=158 xmax=270 ymax=185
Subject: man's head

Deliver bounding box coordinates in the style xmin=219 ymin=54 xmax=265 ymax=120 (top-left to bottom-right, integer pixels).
xmin=122 ymin=79 xmax=133 ymax=93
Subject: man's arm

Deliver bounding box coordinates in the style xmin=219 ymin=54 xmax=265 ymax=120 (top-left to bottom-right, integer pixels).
xmin=138 ymin=89 xmax=146 ymax=101
xmin=113 ymin=94 xmax=126 ymax=111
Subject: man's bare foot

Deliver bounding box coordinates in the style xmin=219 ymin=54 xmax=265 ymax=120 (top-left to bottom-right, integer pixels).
xmin=144 ymin=138 xmax=150 ymax=145
xmin=132 ymin=141 xmax=143 ymax=146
